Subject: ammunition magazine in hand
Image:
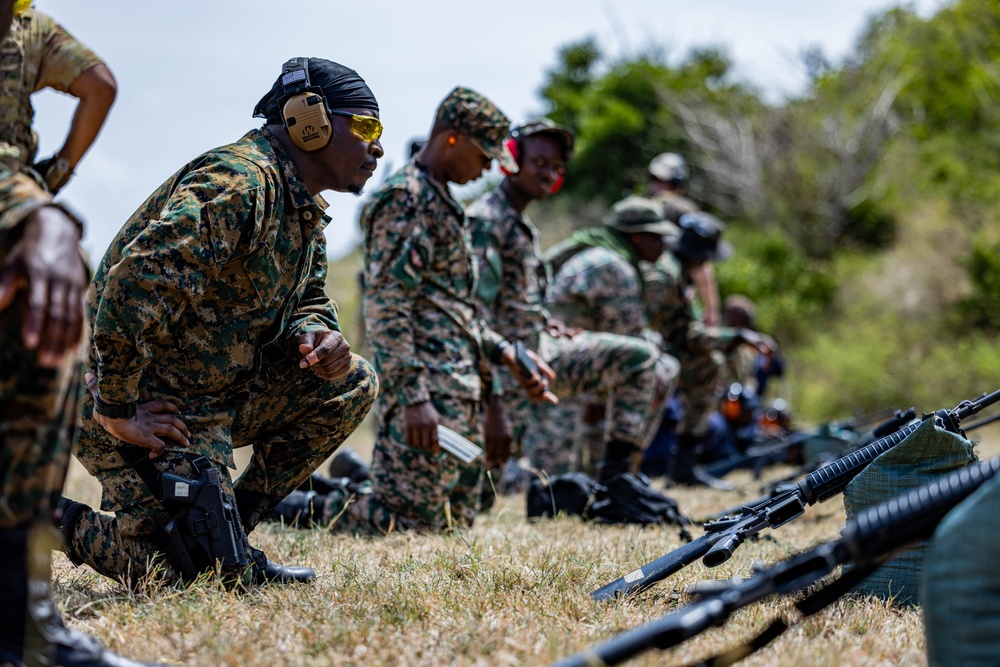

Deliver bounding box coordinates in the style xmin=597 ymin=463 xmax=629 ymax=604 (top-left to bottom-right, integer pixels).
xmin=437 ymin=425 xmax=484 ymax=464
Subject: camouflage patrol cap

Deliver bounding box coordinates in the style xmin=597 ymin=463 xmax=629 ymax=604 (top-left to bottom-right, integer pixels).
xmin=436 ymin=86 xmax=517 ymax=173
xmin=603 ymin=195 xmax=681 ymax=237
xmin=510 ymin=119 xmax=574 ymax=159
xmin=648 ymin=152 xmax=688 ymax=183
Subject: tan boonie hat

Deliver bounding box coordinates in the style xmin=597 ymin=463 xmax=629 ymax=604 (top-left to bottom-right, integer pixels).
xmin=436 ymin=86 xmax=517 ymax=173
xmin=603 ymin=195 xmax=680 ymax=237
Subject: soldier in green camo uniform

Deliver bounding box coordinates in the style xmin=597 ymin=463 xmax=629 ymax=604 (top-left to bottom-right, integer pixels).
xmin=1 ymin=5 xmax=117 ymax=194
xmin=282 ymin=87 xmax=555 ymax=533
xmin=543 ymin=196 xmax=683 ymax=478
xmin=467 ymin=120 xmax=677 ymax=481
xmin=58 ymin=58 xmax=382 ymax=586
xmin=642 ymin=211 xmax=774 ymax=485
xmin=0 ymin=7 xmax=163 ymax=666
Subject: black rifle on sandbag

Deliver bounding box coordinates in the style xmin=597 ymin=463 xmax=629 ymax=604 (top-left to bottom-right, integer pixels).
xmin=591 ymin=388 xmax=1000 ymax=602
xmin=706 ymin=407 xmax=920 ymax=521
xmin=557 ymin=454 xmax=1000 ymax=667
xmin=120 ymin=448 xmax=250 ymax=580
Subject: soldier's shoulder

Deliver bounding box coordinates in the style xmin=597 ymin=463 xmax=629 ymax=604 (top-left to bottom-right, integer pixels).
xmin=364 ymin=163 xmax=427 ymax=219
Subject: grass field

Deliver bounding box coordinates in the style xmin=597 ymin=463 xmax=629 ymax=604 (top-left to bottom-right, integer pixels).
xmin=53 ymin=422 xmax=1000 ymax=667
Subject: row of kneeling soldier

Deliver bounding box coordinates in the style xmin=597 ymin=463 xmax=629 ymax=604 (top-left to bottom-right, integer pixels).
xmin=3 ymin=4 xmax=992 ymax=667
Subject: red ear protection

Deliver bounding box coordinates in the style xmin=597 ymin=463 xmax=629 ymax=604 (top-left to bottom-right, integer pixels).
xmin=502 ymin=137 xmax=566 ymax=194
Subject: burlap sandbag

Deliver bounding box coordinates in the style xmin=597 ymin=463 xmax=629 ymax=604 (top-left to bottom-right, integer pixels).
xmin=843 ymin=417 xmax=976 ymax=605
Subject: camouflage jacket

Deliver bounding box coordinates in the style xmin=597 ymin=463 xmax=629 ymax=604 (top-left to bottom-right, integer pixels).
xmin=652 ymin=190 xmax=699 ymax=224
xmin=0 ymin=10 xmax=103 ymax=167
xmin=361 ymin=158 xmax=505 ymax=406
xmin=88 ymin=127 xmax=340 ymax=407
xmin=467 ymin=186 xmax=550 ymax=349
xmin=546 ymin=238 xmax=648 ymax=339
xmin=642 ymin=253 xmax=739 ymax=355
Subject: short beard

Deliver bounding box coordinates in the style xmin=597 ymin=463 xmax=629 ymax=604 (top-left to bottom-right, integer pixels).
xmin=348 ymin=185 xmax=364 ymax=196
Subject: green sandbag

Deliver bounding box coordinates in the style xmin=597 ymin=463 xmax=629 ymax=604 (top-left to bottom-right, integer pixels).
xmin=922 ymin=472 xmax=1000 ymax=667
xmin=843 ymin=417 xmax=976 ymax=605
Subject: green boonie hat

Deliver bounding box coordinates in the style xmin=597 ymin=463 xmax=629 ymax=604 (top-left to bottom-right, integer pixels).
xmin=603 ymin=195 xmax=681 ymax=237
xmin=511 ymin=118 xmax=574 ymax=158
xmin=436 ymin=86 xmax=517 ymax=173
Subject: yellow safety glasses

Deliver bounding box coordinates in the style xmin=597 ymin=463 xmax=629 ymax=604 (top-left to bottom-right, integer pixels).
xmin=329 ymin=110 xmax=383 ymax=143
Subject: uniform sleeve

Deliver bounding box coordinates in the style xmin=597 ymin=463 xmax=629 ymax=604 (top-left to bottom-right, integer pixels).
xmin=469 ymin=214 xmax=502 ymax=309
xmin=567 ymin=257 xmax=647 ymax=338
xmin=31 ymin=12 xmax=104 ymax=94
xmin=362 ymin=189 xmax=433 ymax=407
xmin=91 ymin=160 xmax=266 ymax=404
xmin=281 ymin=229 xmax=341 ymax=355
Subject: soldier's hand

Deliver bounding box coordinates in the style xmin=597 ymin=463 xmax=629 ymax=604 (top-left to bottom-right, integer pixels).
xmin=297 ymin=328 xmax=352 ymax=379
xmin=498 ymin=346 xmax=558 ymax=405
xmin=85 ymin=373 xmax=190 ymax=459
xmin=0 ymin=208 xmax=86 ymax=368
xmin=405 ymin=401 xmax=440 ymax=454
xmin=484 ymin=394 xmax=512 ymax=466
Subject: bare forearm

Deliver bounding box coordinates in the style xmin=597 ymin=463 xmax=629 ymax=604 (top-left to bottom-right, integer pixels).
xmin=61 ymin=64 xmax=116 ymax=167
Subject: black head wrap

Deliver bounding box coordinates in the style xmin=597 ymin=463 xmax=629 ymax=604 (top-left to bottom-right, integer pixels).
xmin=253 ymin=57 xmax=378 ymax=124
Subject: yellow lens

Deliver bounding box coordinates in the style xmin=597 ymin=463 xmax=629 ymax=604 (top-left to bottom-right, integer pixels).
xmin=352 ymin=116 xmax=382 ymax=142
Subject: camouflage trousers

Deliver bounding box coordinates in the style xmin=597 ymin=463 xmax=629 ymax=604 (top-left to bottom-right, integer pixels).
xmin=674 ymin=346 xmax=722 ymax=438
xmin=68 ymin=353 xmax=377 ymax=583
xmin=320 ymin=394 xmax=483 ymax=533
xmin=0 ymin=307 xmax=82 ymax=528
xmin=511 ymin=331 xmax=678 ymax=476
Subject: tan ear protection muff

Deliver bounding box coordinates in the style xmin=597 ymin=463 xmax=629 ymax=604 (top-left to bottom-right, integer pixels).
xmin=280 ymin=58 xmax=332 ymax=152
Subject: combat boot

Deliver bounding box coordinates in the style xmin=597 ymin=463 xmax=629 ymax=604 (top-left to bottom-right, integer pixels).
xmin=327 ymin=446 xmax=371 ymax=485
xmin=0 ymin=524 xmax=173 ymax=667
xmin=669 ymin=435 xmax=734 ymax=491
xmin=596 ymin=439 xmax=635 ymax=484
xmin=267 ymin=490 xmax=319 ymax=528
xmin=235 ymin=489 xmax=317 ymax=585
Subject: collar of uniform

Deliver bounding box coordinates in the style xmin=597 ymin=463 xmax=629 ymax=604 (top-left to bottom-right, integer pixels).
xmin=411 ymin=157 xmax=464 ymax=218
xmin=494 ymin=185 xmax=538 ymax=239
xmin=258 ymin=127 xmax=331 ymax=214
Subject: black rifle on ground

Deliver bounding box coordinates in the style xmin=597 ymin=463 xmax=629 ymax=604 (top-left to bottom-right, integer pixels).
xmin=558 ymin=454 xmax=1000 ymax=667
xmin=703 ymin=406 xmax=912 ymax=480
xmin=592 ymin=388 xmax=1000 ymax=602
xmin=706 ymin=407 xmax=920 ymax=520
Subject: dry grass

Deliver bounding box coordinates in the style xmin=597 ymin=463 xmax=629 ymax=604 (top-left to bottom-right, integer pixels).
xmin=53 ymin=426 xmax=1000 ymax=666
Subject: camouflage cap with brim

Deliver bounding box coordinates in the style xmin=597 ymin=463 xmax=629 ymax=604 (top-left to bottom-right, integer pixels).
xmin=511 ymin=119 xmax=575 ymax=158
xmin=603 ymin=195 xmax=681 ymax=238
xmin=436 ymin=86 xmax=517 ymax=173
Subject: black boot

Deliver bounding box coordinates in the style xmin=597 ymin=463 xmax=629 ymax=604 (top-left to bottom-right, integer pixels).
xmin=58 ymin=497 xmax=92 ymax=566
xmin=0 ymin=524 xmax=171 ymax=667
xmin=327 ymin=446 xmax=371 ymax=485
xmin=266 ymin=490 xmax=319 ymax=528
xmin=596 ymin=439 xmax=635 ymax=484
xmin=669 ymin=436 xmax=734 ymax=491
xmin=235 ymin=489 xmax=317 ymax=585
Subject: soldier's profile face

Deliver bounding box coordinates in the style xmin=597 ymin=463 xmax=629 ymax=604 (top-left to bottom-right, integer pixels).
xmin=446 ymin=134 xmax=492 ymax=185
xmin=510 ymin=135 xmax=564 ymax=200
xmin=323 ymin=107 xmax=383 ymax=195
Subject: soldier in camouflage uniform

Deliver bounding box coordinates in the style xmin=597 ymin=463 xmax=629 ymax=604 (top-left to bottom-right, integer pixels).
xmin=282 ymin=87 xmax=555 ymax=534
xmin=647 ymin=152 xmax=721 ymax=327
xmin=467 ymin=121 xmax=677 ymax=479
xmin=642 ymin=212 xmax=774 ymax=485
xmin=1 ymin=5 xmax=116 ymax=193
xmin=543 ymin=196 xmax=682 ymax=479
xmin=0 ymin=6 xmax=162 ymax=665
xmin=59 ymin=58 xmax=382 ymax=586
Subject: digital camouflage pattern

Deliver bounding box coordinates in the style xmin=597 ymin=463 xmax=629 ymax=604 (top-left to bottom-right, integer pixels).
xmin=642 ymin=254 xmax=740 ymax=437
xmin=0 ymin=9 xmax=103 ymax=167
xmin=468 ymin=189 xmax=675 ymax=474
xmin=0 ymin=166 xmax=83 ymax=528
xmin=71 ymin=127 xmax=377 ymax=580
xmin=318 ymin=395 xmax=482 ymax=532
xmin=357 ymin=158 xmax=508 ymax=530
xmin=435 ymin=86 xmax=517 ymax=173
